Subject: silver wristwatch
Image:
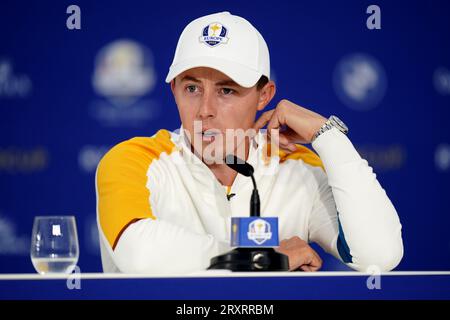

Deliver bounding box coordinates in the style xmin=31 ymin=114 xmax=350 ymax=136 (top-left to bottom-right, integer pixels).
xmin=311 ymin=115 xmax=349 ymax=143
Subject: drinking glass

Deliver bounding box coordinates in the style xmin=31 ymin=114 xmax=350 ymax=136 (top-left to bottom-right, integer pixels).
xmin=30 ymin=216 xmax=79 ymax=274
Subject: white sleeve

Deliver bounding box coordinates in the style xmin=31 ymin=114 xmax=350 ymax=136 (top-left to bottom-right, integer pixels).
xmin=309 ymin=127 xmax=404 ymax=272
xmin=112 ymin=218 xmax=230 ymax=274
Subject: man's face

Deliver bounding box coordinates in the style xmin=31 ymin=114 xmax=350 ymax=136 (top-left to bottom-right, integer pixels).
xmin=171 ymin=67 xmax=274 ymax=163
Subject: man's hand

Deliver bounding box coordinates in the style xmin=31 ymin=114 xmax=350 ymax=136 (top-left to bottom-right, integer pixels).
xmin=275 ymin=236 xmax=323 ymax=272
xmin=253 ymin=99 xmax=327 ymax=151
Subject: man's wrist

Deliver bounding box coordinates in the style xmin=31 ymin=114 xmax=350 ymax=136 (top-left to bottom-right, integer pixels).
xmin=311 ymin=115 xmax=348 ymax=143
xmin=311 ymin=126 xmax=361 ymax=170
xmin=309 ymin=118 xmax=328 ymax=142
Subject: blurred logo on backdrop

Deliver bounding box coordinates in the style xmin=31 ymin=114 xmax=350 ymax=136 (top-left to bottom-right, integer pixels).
xmin=0 ymin=214 xmax=29 ymax=255
xmin=0 ymin=146 xmax=49 ymax=174
xmin=78 ymin=145 xmax=109 ymax=173
xmin=355 ymin=144 xmax=406 ymax=172
xmin=90 ymin=39 xmax=160 ymax=127
xmin=84 ymin=215 xmax=100 ymax=255
xmin=0 ymin=59 xmax=32 ymax=99
xmin=435 ymin=144 xmax=450 ymax=172
xmin=333 ymin=53 xmax=387 ymax=111
xmin=433 ymin=67 xmax=450 ymax=95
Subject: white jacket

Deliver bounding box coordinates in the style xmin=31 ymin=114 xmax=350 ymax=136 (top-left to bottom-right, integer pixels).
xmin=96 ymin=127 xmax=403 ymax=274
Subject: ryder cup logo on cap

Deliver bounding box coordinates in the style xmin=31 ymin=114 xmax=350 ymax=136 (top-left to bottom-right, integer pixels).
xmin=248 ymin=219 xmax=272 ymax=245
xmin=200 ymin=22 xmax=229 ymax=47
xmin=165 ymin=11 xmax=270 ymax=88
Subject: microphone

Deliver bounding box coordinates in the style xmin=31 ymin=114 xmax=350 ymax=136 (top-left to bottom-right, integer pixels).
xmin=224 ymin=155 xmax=259 ymax=217
xmin=207 ymin=155 xmax=289 ymax=271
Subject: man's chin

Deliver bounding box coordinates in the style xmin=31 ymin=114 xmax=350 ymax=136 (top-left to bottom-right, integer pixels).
xmin=200 ymin=145 xmax=226 ymax=165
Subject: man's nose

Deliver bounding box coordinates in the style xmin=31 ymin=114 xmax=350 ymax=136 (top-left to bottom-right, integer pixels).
xmin=197 ymin=91 xmax=217 ymax=120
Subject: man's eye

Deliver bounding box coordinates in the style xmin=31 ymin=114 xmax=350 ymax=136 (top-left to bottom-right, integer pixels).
xmin=186 ymin=85 xmax=198 ymax=93
xmin=221 ymin=88 xmax=235 ymax=95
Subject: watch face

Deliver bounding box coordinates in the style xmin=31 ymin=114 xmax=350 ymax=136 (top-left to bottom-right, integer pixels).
xmin=330 ymin=116 xmax=348 ymax=133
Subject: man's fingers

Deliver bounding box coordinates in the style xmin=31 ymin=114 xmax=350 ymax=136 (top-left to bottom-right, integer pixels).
xmin=295 ymin=253 xmax=322 ymax=272
xmin=253 ymin=107 xmax=300 ymax=152
xmin=277 ymin=236 xmax=322 ymax=272
xmin=289 ymin=144 xmax=297 ymax=152
xmin=267 ymin=110 xmax=281 ymax=133
xmin=253 ymin=109 xmax=275 ymax=131
xmin=278 ymin=133 xmax=290 ymax=146
xmin=308 ymin=252 xmax=323 ymax=271
xmin=300 ymin=265 xmax=313 ymax=272
xmin=272 ymin=131 xmax=297 ymax=153
xmin=282 ymin=142 xmax=297 ymax=152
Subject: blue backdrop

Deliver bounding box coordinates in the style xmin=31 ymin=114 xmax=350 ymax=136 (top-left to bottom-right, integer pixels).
xmin=1 ymin=0 xmax=449 ymax=273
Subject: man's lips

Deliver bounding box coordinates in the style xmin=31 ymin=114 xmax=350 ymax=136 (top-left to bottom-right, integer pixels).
xmin=196 ymin=129 xmax=222 ymax=142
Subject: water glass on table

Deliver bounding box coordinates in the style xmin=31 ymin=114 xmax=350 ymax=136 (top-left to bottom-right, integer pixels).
xmin=30 ymin=216 xmax=79 ymax=274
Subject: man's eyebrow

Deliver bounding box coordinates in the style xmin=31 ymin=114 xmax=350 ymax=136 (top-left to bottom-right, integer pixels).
xmin=179 ymin=76 xmax=239 ymax=87
xmin=180 ymin=75 xmax=201 ymax=83
xmin=215 ymin=79 xmax=239 ymax=87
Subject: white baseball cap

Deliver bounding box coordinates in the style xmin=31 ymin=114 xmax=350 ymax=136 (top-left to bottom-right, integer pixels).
xmin=165 ymin=11 xmax=270 ymax=88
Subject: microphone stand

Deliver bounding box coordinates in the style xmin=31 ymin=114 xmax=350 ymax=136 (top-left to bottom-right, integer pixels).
xmin=208 ymin=156 xmax=289 ymax=271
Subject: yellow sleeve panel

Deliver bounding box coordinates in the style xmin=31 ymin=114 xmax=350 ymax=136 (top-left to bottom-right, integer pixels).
xmin=96 ymin=129 xmax=175 ymax=249
xmin=263 ymin=142 xmax=324 ymax=171
xmin=280 ymin=144 xmax=325 ymax=171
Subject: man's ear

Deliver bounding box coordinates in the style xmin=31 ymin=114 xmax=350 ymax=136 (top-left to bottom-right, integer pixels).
xmin=170 ymin=79 xmax=176 ymax=94
xmin=256 ymin=80 xmax=276 ymax=111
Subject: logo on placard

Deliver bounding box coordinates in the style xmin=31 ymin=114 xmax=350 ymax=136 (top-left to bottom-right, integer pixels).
xmin=247 ymin=219 xmax=272 ymax=245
